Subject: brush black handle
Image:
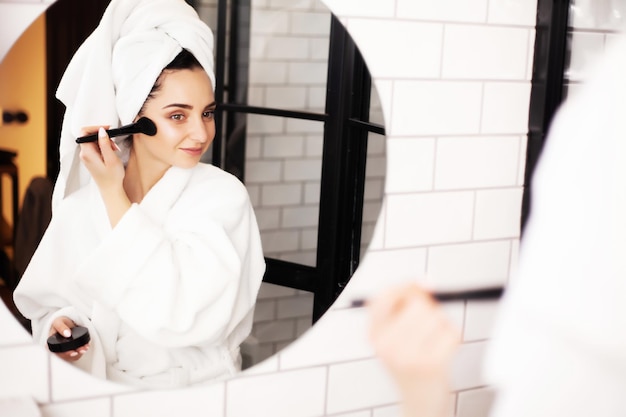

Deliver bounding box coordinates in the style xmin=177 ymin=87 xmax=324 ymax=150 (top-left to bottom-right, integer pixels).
xmin=76 ymin=125 xmax=139 ymax=143
xmin=349 ymin=286 xmax=504 ymax=308
xmin=75 ymin=117 xmax=156 ymax=143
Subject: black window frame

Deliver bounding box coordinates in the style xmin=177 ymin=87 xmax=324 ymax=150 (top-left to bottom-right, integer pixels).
xmin=212 ymin=0 xmax=385 ymax=322
xmin=523 ymin=0 xmax=571 ymax=231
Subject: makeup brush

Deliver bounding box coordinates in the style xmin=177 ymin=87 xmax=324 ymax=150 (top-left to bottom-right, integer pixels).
xmin=349 ymin=286 xmax=504 ymax=308
xmin=75 ymin=117 xmax=157 ymax=143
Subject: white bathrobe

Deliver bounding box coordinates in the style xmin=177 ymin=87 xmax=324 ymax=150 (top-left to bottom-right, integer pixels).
xmin=484 ymin=34 xmax=626 ymax=415
xmin=14 ymin=164 xmax=265 ymax=389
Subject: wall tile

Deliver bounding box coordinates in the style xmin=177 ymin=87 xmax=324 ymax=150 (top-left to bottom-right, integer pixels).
xmin=372 ymin=396 xmax=457 ymax=417
xmin=488 ymin=0 xmax=538 ymax=26
xmin=565 ymin=32 xmax=606 ymax=82
xmin=240 ymin=354 xmax=279 ymax=376
xmin=253 ymin=36 xmax=310 ymax=60
xmin=247 ymin=114 xmax=285 ymax=134
xmin=508 ymin=239 xmax=520 ymax=282
xmin=245 ymin=135 xmax=262 ymax=159
xmin=284 ymin=159 xmax=322 ymax=181
xmin=226 ymin=368 xmax=326 ymax=417
xmin=276 ymin=294 xmax=314 ymax=319
xmin=254 ymin=208 xmax=281 ymax=231
xmin=246 ymin=160 xmax=282 ymax=183
xmin=288 ymin=62 xmax=328 ymax=84
xmin=308 ymin=85 xmax=327 ymax=108
xmin=396 ymin=0 xmax=488 ymax=23
xmin=473 ymin=188 xmax=523 ymax=240
xmin=569 ymin=0 xmax=626 ymax=30
xmin=253 ymin=299 xmax=277 ymax=323
xmin=310 ymin=37 xmax=330 ymax=60
xmin=481 ymin=82 xmax=531 ymax=134
xmin=322 ymin=0 xmax=395 ymax=18
xmin=346 ymin=19 xmax=442 ymax=79
xmin=526 ymin=30 xmax=536 ymax=80
xmin=450 ymin=341 xmax=489 ymax=390
xmin=385 ymin=192 xmax=474 ymax=248
xmin=300 ymin=228 xmax=318 ymax=249
xmin=336 ymin=247 xmax=428 ymax=303
xmin=260 ymin=230 xmax=300 ymax=252
xmin=435 ymin=136 xmax=520 ymax=190
xmin=261 ymin=184 xmax=302 ymax=206
xmin=443 ymin=26 xmax=529 ymax=80
xmin=41 ymin=398 xmax=111 ymax=417
xmin=291 ymin=11 xmax=331 ymax=35
xmin=247 ymin=86 xmax=265 ymax=107
xmin=282 ymin=206 xmax=318 ymax=228
xmin=385 ymin=138 xmax=435 ymax=193
xmin=390 ymin=81 xmax=482 ymax=136
xmin=428 ymin=241 xmax=511 ymax=290
xmin=50 ymin=355 xmax=133 ymax=402
xmin=279 ymin=308 xmax=372 ymax=369
xmin=464 ymin=300 xmax=501 ymax=341
xmin=328 ymin=411 xmax=371 ymax=417
xmin=286 ymin=118 xmax=324 ymax=134
xmin=250 ymin=9 xmax=290 ymax=34
xmin=365 ymin=156 xmax=387 ymax=179
xmin=266 ymin=86 xmax=308 ymax=108
xmin=517 ymin=135 xmax=527 ymax=185
xmin=257 ymin=282 xmax=298 ymax=299
xmin=0 ymin=345 xmax=48 ymax=403
xmin=249 ymin=61 xmax=288 ymax=84
xmin=262 ymin=135 xmax=305 ymax=158
xmin=245 ymin=184 xmax=260 ymax=206
xmin=113 ymin=385 xmax=224 ymax=417
xmin=253 ymin=319 xmax=296 ymax=343
xmin=326 ymin=359 xmax=397 ymax=414
xmin=305 ymin=136 xmax=323 ymax=158
xmin=456 ymin=387 xmax=496 ymax=417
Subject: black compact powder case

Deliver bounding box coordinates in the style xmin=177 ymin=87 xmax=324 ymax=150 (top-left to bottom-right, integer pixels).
xmin=47 ymin=325 xmax=91 ymax=353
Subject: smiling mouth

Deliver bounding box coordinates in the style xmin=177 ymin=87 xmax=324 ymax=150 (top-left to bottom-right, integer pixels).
xmin=181 ymin=147 xmax=203 ymax=154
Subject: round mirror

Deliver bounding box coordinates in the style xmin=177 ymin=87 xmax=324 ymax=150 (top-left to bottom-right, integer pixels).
xmin=0 ymin=0 xmax=386 ymax=388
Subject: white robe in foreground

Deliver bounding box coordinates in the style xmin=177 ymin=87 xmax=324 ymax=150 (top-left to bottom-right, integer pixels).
xmin=14 ymin=163 xmax=265 ymax=389
xmin=484 ymin=35 xmax=626 ymax=415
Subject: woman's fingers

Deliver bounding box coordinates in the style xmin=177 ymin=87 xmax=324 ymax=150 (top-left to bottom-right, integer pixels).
xmin=55 ymin=342 xmax=89 ymax=362
xmin=368 ymin=283 xmax=460 ymax=377
xmin=97 ymin=127 xmax=120 ymax=161
xmin=48 ymin=317 xmax=90 ymax=362
xmin=49 ymin=316 xmax=75 ymax=338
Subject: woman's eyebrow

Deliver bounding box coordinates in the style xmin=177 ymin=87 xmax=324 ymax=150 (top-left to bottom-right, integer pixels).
xmin=162 ymin=103 xmax=193 ymax=110
xmin=163 ymin=101 xmax=217 ymax=110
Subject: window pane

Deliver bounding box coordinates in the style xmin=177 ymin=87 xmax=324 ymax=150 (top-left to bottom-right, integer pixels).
xmin=248 ymin=0 xmax=331 ymax=112
xmin=244 ymin=114 xmax=323 ymax=267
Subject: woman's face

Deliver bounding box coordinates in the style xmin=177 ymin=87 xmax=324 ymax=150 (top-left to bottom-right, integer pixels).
xmin=133 ymin=67 xmax=216 ymax=170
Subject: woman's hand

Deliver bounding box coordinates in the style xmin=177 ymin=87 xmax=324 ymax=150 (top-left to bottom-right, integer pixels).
xmin=368 ymin=283 xmax=460 ymax=417
xmin=48 ymin=316 xmax=89 ymax=362
xmin=78 ymin=126 xmax=124 ymax=193
xmin=78 ymin=126 xmax=131 ymax=227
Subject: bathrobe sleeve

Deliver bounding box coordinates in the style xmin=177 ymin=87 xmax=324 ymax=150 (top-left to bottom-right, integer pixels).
xmin=66 ymin=166 xmax=265 ymax=348
xmin=483 ymin=35 xmax=626 ymax=417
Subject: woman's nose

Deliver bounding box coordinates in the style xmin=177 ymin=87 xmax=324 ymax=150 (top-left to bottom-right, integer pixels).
xmin=189 ymin=117 xmax=212 ymax=143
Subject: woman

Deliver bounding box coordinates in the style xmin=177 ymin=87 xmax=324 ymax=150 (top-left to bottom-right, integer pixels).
xmin=13 ymin=0 xmax=265 ymax=389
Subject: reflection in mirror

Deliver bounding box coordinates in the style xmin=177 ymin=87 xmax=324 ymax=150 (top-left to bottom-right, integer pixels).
xmin=0 ymin=0 xmax=386 ymax=386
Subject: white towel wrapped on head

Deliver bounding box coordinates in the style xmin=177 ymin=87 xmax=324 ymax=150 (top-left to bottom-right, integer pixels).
xmin=54 ymin=0 xmax=216 ymax=209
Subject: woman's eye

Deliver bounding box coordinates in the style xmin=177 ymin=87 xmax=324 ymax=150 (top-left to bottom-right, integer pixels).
xmin=203 ymin=111 xmax=215 ymax=119
xmin=171 ymin=114 xmax=185 ymax=121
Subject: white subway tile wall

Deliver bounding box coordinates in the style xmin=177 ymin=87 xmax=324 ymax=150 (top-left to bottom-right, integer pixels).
xmin=564 ymin=0 xmax=626 ymax=98
xmin=0 ymin=0 xmax=549 ymax=416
